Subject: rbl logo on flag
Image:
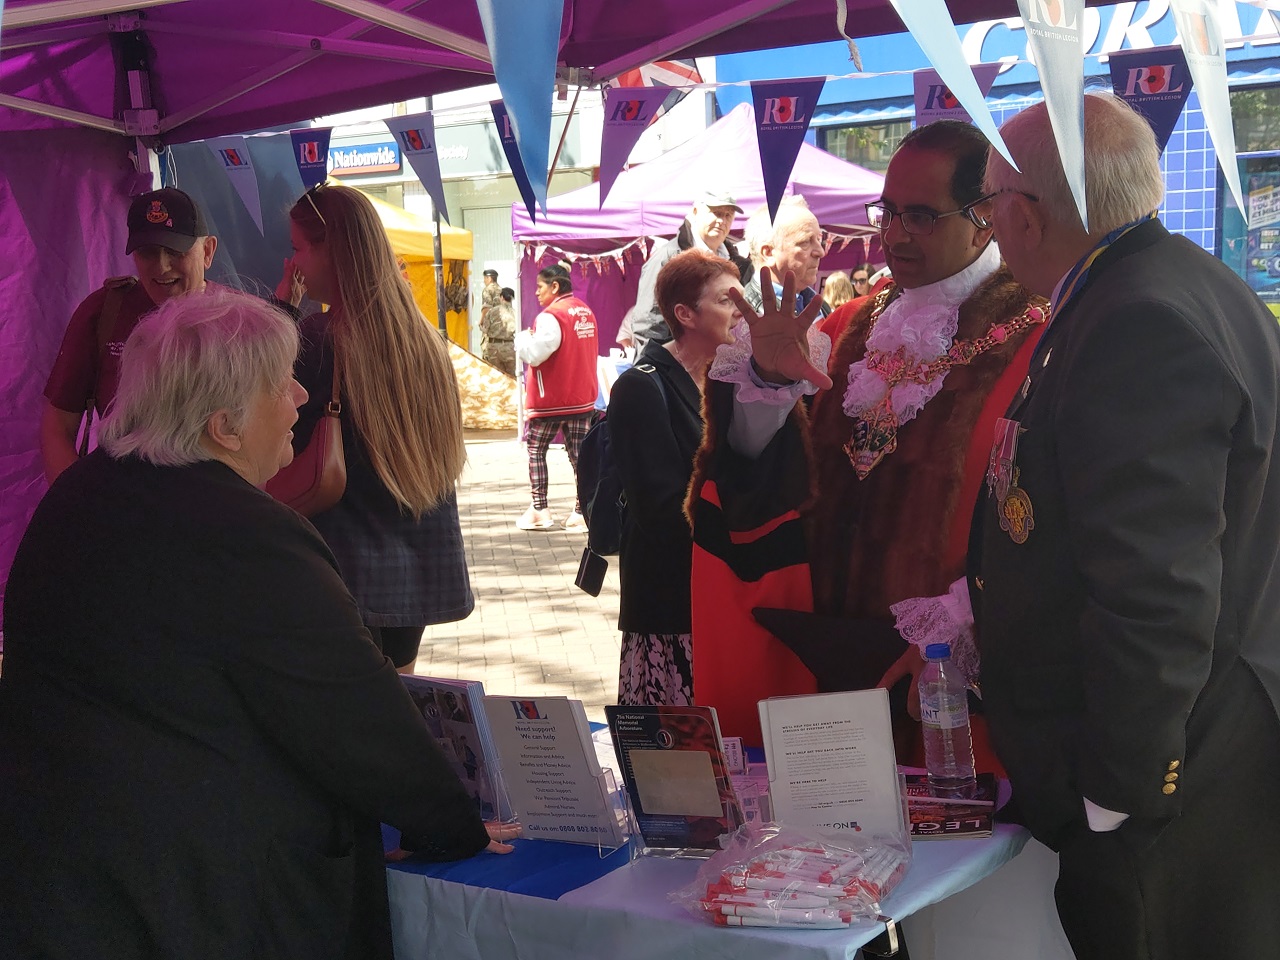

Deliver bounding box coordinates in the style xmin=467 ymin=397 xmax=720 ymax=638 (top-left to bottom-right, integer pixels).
xmin=219 ymin=148 xmax=247 ymax=167
xmin=610 ymin=99 xmax=651 ymax=123
xmin=400 ymin=129 xmax=426 ymax=151
xmin=762 ymin=97 xmax=802 ymax=125
xmin=299 ymin=141 xmax=320 ymax=164
xmin=923 ymin=85 xmax=961 ymax=111
xmin=1125 ymin=64 xmax=1184 ymax=97
xmin=1024 ymin=0 xmax=1077 ymax=29
xmin=500 ymin=115 xmax=515 ymax=140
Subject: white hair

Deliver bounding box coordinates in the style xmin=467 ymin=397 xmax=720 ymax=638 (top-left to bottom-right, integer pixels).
xmin=745 ymin=195 xmax=812 ymax=265
xmin=100 ymin=288 xmax=299 ymax=466
xmin=985 ymin=92 xmax=1163 ymax=238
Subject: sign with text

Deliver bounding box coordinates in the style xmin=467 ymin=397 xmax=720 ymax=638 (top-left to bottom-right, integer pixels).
xmin=492 ymin=100 xmax=539 ymax=222
xmin=290 ymin=127 xmax=332 ymax=190
xmin=385 ymin=112 xmax=450 ymax=223
xmin=751 ymin=77 xmax=826 ymax=222
xmin=1016 ymin=0 xmax=1088 ymax=230
xmin=913 ymin=63 xmax=1002 ymax=124
xmin=598 ymin=86 xmax=675 ymax=207
xmin=328 ymin=138 xmax=401 ymax=177
xmin=1108 ymin=45 xmax=1193 ymax=154
xmin=1171 ymin=0 xmax=1248 ymax=225
xmin=205 ymin=135 xmax=264 ymax=234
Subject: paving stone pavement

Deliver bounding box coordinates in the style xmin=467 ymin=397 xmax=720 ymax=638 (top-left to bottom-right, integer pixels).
xmin=409 ymin=429 xmax=623 ymax=723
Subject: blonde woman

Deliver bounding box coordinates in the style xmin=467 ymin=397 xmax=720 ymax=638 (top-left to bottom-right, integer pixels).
xmin=289 ymin=183 xmax=472 ymax=670
xmin=821 ymin=271 xmax=856 ymax=311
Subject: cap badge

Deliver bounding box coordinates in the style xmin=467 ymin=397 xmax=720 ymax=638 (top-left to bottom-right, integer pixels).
xmin=146 ymin=201 xmax=170 ymax=225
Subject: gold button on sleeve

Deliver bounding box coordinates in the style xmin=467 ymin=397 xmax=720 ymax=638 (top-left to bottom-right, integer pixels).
xmin=1167 ymin=760 xmax=1180 ymax=771
xmin=1164 ymin=772 xmax=1178 ymax=783
xmin=1162 ymin=783 xmax=1177 ymax=796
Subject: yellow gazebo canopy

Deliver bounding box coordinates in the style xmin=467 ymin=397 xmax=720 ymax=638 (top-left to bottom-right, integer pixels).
xmin=360 ymin=191 xmax=473 ymax=344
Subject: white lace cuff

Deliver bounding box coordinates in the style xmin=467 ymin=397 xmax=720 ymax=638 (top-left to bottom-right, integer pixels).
xmin=890 ymin=578 xmax=981 ymax=694
xmin=709 ymin=319 xmax=832 ymax=406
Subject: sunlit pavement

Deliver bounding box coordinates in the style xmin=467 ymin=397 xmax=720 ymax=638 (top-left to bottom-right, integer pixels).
xmin=410 ymin=430 xmax=622 ymax=723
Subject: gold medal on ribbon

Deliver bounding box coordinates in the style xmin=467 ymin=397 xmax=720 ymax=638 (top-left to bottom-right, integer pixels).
xmin=999 ymin=486 xmax=1035 ymax=544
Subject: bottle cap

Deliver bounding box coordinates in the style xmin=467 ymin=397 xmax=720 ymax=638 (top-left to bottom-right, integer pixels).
xmin=924 ymin=643 xmax=951 ymax=660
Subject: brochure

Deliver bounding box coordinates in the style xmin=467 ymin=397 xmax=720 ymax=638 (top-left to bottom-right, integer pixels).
xmin=758 ymin=688 xmax=906 ymax=841
xmin=904 ymin=772 xmax=998 ymax=840
xmin=604 ymin=704 xmax=742 ymax=852
xmin=399 ymin=675 xmax=511 ymax=822
xmin=482 ymin=695 xmax=627 ymax=846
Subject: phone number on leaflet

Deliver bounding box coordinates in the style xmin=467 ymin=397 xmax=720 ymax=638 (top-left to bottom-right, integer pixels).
xmin=527 ymin=824 xmax=606 ymax=834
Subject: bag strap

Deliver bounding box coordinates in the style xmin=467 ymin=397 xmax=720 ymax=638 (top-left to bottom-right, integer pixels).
xmin=327 ymin=343 xmax=342 ymax=418
xmin=80 ymin=276 xmax=137 ymax=456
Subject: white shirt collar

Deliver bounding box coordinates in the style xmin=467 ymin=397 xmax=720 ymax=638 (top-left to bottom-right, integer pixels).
xmin=893 ymin=241 xmax=1002 ymax=311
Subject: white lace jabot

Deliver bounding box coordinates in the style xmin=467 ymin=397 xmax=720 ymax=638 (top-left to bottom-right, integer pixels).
xmin=843 ymin=242 xmax=1002 ymax=424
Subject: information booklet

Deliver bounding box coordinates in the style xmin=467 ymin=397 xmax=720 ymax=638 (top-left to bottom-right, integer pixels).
xmin=482 ymin=695 xmax=627 ymax=847
xmin=904 ymin=772 xmax=998 ymax=840
xmin=399 ymin=675 xmax=512 ymax=822
xmin=758 ymin=689 xmax=907 ymax=841
xmin=604 ymin=704 xmax=743 ymax=853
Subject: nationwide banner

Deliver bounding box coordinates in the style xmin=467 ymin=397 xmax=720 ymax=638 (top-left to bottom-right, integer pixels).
xmin=385 ymin=111 xmax=450 ymax=223
xmin=1016 ymin=0 xmax=1088 ymax=230
xmin=1108 ymin=45 xmax=1193 ymax=154
xmin=1170 ymin=0 xmax=1247 ymax=224
xmin=751 ymin=77 xmax=826 ymax=222
xmin=205 ymin=135 xmax=264 ymax=234
xmin=888 ymin=0 xmax=1014 ymax=167
xmin=290 ymin=127 xmax=332 ymax=190
xmin=913 ymin=64 xmax=1003 ymax=125
xmin=598 ymin=86 xmax=675 ymax=207
xmin=476 ymin=0 xmax=561 ymax=217
xmin=492 ymin=101 xmax=539 ymax=222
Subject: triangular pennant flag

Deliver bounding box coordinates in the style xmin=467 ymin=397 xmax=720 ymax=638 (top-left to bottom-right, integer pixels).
xmin=475 ymin=0 xmax=562 ymax=216
xmin=914 ymin=64 xmax=1002 ymax=125
xmin=1108 ymin=46 xmax=1193 ymax=155
xmin=290 ymin=128 xmax=332 ymax=190
xmin=1016 ymin=0 xmax=1088 ymax=231
xmin=205 ymin=136 xmax=264 ymax=235
xmin=385 ymin=112 xmax=451 ymax=224
xmin=751 ymin=78 xmax=827 ymax=222
xmin=889 ymin=0 xmax=1015 ymax=169
xmin=598 ymin=87 xmax=675 ymax=207
xmin=1170 ymin=0 xmax=1247 ymax=225
xmin=492 ymin=101 xmax=539 ymax=223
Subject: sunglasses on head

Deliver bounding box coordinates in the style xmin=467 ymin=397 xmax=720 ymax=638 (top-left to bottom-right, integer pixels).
xmin=303 ymin=183 xmax=327 ymax=226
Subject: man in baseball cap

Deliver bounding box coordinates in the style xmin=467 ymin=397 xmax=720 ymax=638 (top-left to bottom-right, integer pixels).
xmin=40 ymin=188 xmax=220 ymax=483
xmin=619 ymin=188 xmax=752 ymax=351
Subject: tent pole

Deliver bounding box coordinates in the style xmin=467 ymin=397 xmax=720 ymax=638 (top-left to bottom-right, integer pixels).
xmin=546 ymin=84 xmax=582 ymax=190
xmin=426 ymin=95 xmax=448 ymax=336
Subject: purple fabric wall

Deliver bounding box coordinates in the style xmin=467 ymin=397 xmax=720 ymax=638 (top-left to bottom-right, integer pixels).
xmin=0 ymin=129 xmax=144 ymax=636
xmin=519 ymin=246 xmax=645 ymax=353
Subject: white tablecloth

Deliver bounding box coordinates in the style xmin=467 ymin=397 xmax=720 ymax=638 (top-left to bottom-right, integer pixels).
xmin=387 ymin=826 xmax=1076 ymax=960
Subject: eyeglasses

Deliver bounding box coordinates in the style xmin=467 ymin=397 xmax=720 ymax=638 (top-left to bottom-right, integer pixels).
xmin=852 ymin=275 xmax=869 ymax=284
xmin=302 ymin=183 xmax=327 ymax=227
xmin=865 ymin=193 xmax=996 ymax=235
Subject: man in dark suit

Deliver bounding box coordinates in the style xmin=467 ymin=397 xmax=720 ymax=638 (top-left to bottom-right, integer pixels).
xmin=975 ymin=92 xmax=1280 ymax=958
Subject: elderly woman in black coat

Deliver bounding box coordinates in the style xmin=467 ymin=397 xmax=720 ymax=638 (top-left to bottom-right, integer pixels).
xmin=0 ymin=289 xmax=514 ymax=960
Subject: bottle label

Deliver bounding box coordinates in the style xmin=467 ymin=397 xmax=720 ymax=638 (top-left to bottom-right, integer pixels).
xmin=920 ymin=700 xmax=967 ymax=730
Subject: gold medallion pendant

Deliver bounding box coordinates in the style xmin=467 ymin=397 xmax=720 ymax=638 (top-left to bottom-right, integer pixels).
xmin=999 ymin=486 xmax=1035 ymax=544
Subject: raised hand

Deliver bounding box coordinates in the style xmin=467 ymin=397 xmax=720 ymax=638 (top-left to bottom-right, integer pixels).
xmin=727 ymin=266 xmax=832 ymax=390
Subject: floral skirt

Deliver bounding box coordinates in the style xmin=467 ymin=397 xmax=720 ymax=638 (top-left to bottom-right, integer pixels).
xmin=618 ymin=631 xmax=693 ymax=706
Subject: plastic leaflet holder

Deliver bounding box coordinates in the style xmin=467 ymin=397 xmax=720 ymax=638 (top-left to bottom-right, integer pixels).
xmin=482 ymin=695 xmax=629 ymax=854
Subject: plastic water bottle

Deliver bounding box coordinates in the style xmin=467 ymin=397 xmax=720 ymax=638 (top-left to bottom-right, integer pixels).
xmin=919 ymin=642 xmax=976 ymax=792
